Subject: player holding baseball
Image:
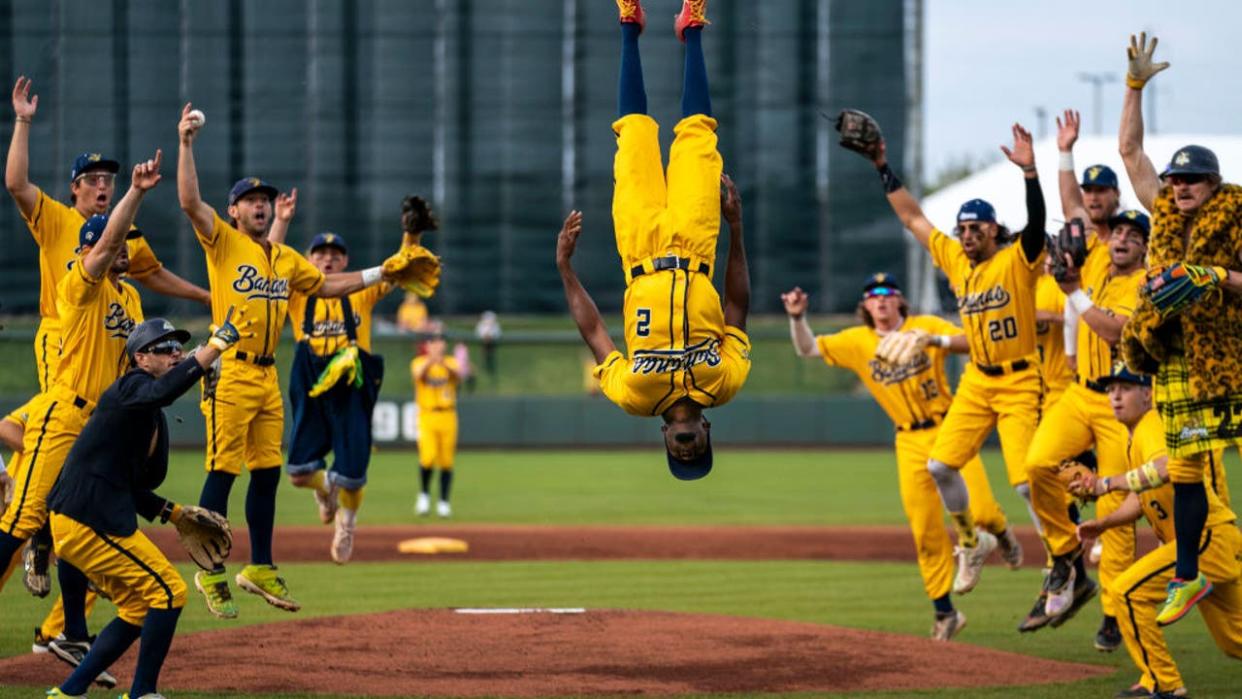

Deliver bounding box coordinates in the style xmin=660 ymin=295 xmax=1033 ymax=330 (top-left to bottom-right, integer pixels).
xmin=1071 ymin=363 xmax=1240 ymax=699
xmin=1117 ymin=33 xmax=1242 ymax=626
xmin=782 ymin=274 xmax=1020 ymax=641
xmin=412 ymin=325 xmax=461 ymax=518
xmin=177 ymin=103 xmax=397 ymax=616
xmin=558 ymin=0 xmax=751 ymax=479
xmin=43 ymin=316 xmax=243 ymax=699
xmin=840 ymin=113 xmax=1047 ymax=594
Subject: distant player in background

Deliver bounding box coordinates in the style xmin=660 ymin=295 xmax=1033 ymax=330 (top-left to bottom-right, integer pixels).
xmin=396 ymin=293 xmax=430 ymax=333
xmin=782 ymin=274 xmax=1020 ymax=641
xmin=412 ymin=325 xmax=460 ymax=518
xmin=268 ymin=191 xmax=393 ymax=564
xmin=559 ymin=0 xmax=751 ymax=480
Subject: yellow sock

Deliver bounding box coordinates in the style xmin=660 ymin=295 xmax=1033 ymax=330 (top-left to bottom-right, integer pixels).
xmin=305 ymin=470 xmax=328 ymax=494
xmin=339 ymin=487 xmax=364 ymax=511
xmin=949 ymin=510 xmax=978 ymax=548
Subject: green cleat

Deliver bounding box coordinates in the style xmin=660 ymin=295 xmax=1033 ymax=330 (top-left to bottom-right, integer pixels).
xmin=195 ymin=569 xmax=239 ymax=619
xmin=236 ymin=564 xmax=301 ymax=612
xmin=1156 ymin=573 xmax=1213 ymax=626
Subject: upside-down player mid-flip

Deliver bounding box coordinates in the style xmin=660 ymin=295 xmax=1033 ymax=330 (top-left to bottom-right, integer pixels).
xmin=558 ymin=0 xmax=750 ymax=479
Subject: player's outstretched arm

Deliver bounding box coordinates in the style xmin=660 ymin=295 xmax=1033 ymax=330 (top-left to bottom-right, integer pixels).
xmin=1055 ymin=109 xmax=1091 ymax=222
xmin=835 ymin=110 xmax=935 ymax=249
xmin=1076 ymin=492 xmax=1142 ymax=539
xmin=721 ymin=174 xmax=750 ymax=332
xmin=5 ymin=77 xmax=39 ymax=217
xmin=83 ymin=150 xmax=161 ymax=280
xmin=556 ymin=210 xmax=616 ymax=363
xmin=136 ymin=268 xmax=211 ymax=307
xmin=1119 ymin=33 xmax=1167 ymax=212
xmin=780 ymin=287 xmax=819 ymax=358
xmin=176 ymin=102 xmax=217 ymax=238
xmin=267 ymin=188 xmax=298 ymax=246
xmin=1001 ymin=122 xmax=1047 ymax=263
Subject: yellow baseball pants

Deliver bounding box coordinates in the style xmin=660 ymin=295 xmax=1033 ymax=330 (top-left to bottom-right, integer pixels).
xmin=418 ymin=411 xmax=458 ymax=469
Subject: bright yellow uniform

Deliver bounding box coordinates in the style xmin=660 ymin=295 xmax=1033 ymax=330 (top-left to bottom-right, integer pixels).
xmin=1027 ymin=264 xmax=1144 ymax=615
xmin=926 ymin=230 xmax=1044 ymax=486
xmin=1112 ymin=410 xmax=1242 ymax=695
xmin=1 ymin=260 xmax=141 ymax=537
xmin=288 ymin=284 xmax=388 ymax=355
xmin=196 ymin=213 xmax=324 ymax=474
xmin=1034 ymin=274 xmax=1071 ymax=408
xmin=593 ymin=113 xmax=751 ymax=416
xmin=815 ymin=315 xmax=1009 ymax=600
xmin=412 ymin=357 xmax=460 ymax=469
xmin=21 ymin=188 xmax=162 ymax=391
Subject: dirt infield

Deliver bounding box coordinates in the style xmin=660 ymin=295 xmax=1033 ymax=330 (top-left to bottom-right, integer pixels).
xmin=1 ymin=608 xmax=1112 ymax=696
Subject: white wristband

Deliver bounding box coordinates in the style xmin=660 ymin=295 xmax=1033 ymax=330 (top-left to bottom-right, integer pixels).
xmin=1059 ymin=151 xmax=1075 ymax=172
xmin=360 ymin=266 xmax=383 ymax=287
xmin=934 ymin=335 xmax=952 ymax=348
xmin=1068 ymin=289 xmax=1094 ymax=315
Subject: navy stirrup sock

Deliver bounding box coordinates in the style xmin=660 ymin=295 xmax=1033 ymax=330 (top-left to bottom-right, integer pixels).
xmin=681 ymin=27 xmax=711 ymax=118
xmin=246 ymin=468 xmax=281 ymax=566
xmin=130 ymin=607 xmax=182 ymax=697
xmin=58 ymin=561 xmax=90 ymax=640
xmin=199 ymin=470 xmax=237 ymax=516
xmin=59 ymin=617 xmax=141 ymax=696
xmin=618 ymin=22 xmax=647 ymax=117
xmin=1173 ymin=482 xmax=1208 ymax=579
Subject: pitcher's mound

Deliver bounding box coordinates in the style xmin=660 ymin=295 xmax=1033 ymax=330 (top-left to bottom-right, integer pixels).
xmin=1 ymin=608 xmax=1111 ymax=696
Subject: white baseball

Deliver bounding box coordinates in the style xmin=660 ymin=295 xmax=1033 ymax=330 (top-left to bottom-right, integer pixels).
xmin=187 ymin=109 xmax=206 ymax=128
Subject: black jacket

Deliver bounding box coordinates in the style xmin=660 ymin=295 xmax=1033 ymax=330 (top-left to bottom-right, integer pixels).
xmin=48 ymin=357 xmax=205 ymax=536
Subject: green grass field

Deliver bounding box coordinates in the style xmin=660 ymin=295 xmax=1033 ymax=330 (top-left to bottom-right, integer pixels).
xmin=2 ymin=447 xmax=1239 ymax=698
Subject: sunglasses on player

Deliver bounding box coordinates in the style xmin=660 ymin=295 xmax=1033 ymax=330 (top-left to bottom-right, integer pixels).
xmin=139 ymin=340 xmax=183 ymax=356
xmin=1165 ymin=173 xmax=1209 ymax=185
xmin=864 ymin=286 xmax=899 ymax=299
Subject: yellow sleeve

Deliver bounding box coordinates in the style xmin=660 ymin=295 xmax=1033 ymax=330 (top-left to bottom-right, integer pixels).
xmin=198 ymin=212 xmax=231 ymax=250
xmin=125 ymin=234 xmax=164 ymax=280
xmin=286 ymin=248 xmax=327 ymax=296
xmin=353 ymin=282 xmax=389 ymax=312
xmin=593 ymin=351 xmax=639 ymax=413
xmin=410 ymin=356 xmax=426 ymax=383
xmin=713 ymin=327 xmax=753 ymax=405
xmin=1110 ymin=273 xmax=1144 ymax=317
xmin=1035 ymin=276 xmax=1064 ymax=313
xmin=815 ymin=331 xmax=857 ymax=368
xmin=58 ymin=259 xmax=103 ymax=309
xmin=21 ymin=189 xmax=66 ymax=247
xmin=1134 ymin=414 xmax=1168 ymax=466
xmin=926 ymin=315 xmax=963 ymax=336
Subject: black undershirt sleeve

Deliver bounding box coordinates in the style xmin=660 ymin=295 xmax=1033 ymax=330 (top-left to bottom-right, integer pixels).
xmin=1019 ymin=175 xmax=1046 ymax=263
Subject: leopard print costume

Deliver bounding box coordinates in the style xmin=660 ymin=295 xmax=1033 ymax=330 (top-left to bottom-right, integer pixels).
xmin=1121 ymin=183 xmax=1242 ymax=400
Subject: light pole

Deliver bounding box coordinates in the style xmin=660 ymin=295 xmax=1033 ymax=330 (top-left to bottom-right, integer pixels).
xmin=1077 ymin=72 xmax=1118 ymax=134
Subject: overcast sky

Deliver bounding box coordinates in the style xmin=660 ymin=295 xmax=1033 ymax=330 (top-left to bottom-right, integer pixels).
xmin=924 ymin=0 xmax=1242 ymax=182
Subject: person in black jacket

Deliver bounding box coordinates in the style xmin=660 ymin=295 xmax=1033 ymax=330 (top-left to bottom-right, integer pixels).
xmin=44 ymin=312 xmax=245 ymax=699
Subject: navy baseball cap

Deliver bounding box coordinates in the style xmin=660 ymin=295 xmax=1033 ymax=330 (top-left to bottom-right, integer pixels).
xmin=125 ymin=318 xmax=192 ymax=359
xmin=957 ymin=199 xmax=997 ymax=224
xmin=667 ymin=436 xmax=713 ymax=481
xmin=79 ymin=214 xmax=109 ymax=248
xmin=228 ymin=177 xmax=279 ymax=206
xmin=862 ymin=272 xmax=902 ymax=297
xmin=1080 ymin=164 xmax=1119 ymax=189
xmin=1107 ymin=209 xmax=1151 ymax=238
xmin=309 ymin=232 xmax=348 ymax=254
xmin=70 ymin=152 xmax=120 ymax=182
xmin=1097 ymin=360 xmax=1152 ymax=388
xmin=1160 ymin=145 xmax=1220 ymax=178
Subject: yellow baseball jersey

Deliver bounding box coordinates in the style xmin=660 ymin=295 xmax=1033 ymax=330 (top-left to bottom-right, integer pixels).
xmin=815 ymin=315 xmax=959 ymax=428
xmin=288 ymin=283 xmax=389 ymax=356
xmin=1130 ymin=411 xmax=1235 ymax=542
xmin=1035 ymin=274 xmax=1071 ymax=392
xmin=411 ymin=357 xmax=461 ymax=412
xmin=197 ymin=212 xmax=324 ymax=358
xmin=23 ymin=189 xmax=162 ymax=319
xmin=1077 ymin=268 xmax=1144 ymax=382
xmin=53 ymin=259 xmax=143 ymax=402
xmin=594 ymin=276 xmax=751 ymax=417
xmin=928 ymin=229 xmax=1042 ymax=366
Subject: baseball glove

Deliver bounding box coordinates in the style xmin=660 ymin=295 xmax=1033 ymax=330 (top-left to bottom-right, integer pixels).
xmin=308 ymin=345 xmax=363 ymax=398
xmin=382 ymin=244 xmax=441 ymax=299
xmin=1056 ymin=459 xmax=1098 ymax=501
xmin=835 ymin=109 xmax=883 ymax=160
xmin=0 ymin=467 xmax=12 ymax=516
xmin=1142 ymin=263 xmax=1228 ymax=318
xmin=875 ymin=329 xmax=930 ymax=366
xmin=1049 ymin=218 xmax=1088 ymax=282
xmin=173 ymin=505 xmax=232 ymax=571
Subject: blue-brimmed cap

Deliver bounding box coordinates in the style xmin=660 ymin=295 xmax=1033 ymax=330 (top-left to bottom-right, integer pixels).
xmin=70 ymin=152 xmax=120 ymax=182
xmin=125 ymin=318 xmax=191 ymax=360
xmin=667 ymin=435 xmax=713 ymax=481
xmin=228 ymin=177 xmax=279 ymax=206
xmin=1160 ymin=145 xmax=1220 ymax=178
xmin=1080 ymin=164 xmax=1119 ymax=189
xmin=1097 ymin=360 xmax=1152 ymax=388
xmin=862 ymin=272 xmax=902 ymax=296
xmin=309 ymin=232 xmax=348 ymax=254
xmin=957 ymin=198 xmax=996 ymax=224
xmin=1107 ymin=209 xmax=1151 ymax=238
xmin=79 ymin=214 xmax=109 ymax=248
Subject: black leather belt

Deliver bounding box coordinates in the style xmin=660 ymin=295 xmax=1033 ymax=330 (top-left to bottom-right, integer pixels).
xmin=975 ymin=359 xmax=1030 ymax=377
xmin=631 ymin=255 xmax=710 ymax=279
xmin=235 ymin=351 xmax=276 ymax=367
xmin=898 ymin=413 xmax=946 ymax=432
xmin=1076 ymin=375 xmax=1107 ymax=394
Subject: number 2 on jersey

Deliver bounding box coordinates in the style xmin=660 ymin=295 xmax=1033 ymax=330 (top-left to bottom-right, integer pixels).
xmin=636 ymin=308 xmax=651 ymax=337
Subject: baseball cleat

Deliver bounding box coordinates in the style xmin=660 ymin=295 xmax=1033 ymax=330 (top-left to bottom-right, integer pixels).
xmin=315 ymin=477 xmax=340 ymax=525
xmin=1113 ymin=685 xmax=1154 ymax=698
xmin=1044 ymin=548 xmax=1080 ymax=617
xmin=951 ymin=529 xmax=997 ymax=595
xmin=1018 ymin=591 xmax=1053 ymax=632
xmin=45 ymin=689 xmax=85 ymax=698
xmin=930 ymin=610 xmax=966 ymax=641
xmin=46 ymin=636 xmax=118 ymax=688
xmin=23 ymin=539 xmax=52 ymax=598
xmin=194 ymin=569 xmax=239 ymax=619
xmin=331 ymin=509 xmax=356 ymax=564
xmin=236 ymin=564 xmax=302 ymax=612
xmin=437 ymin=500 xmax=452 ymax=518
xmin=1048 ymin=574 xmax=1098 ymax=629
xmin=616 ymin=0 xmax=645 ymax=32
xmin=33 ymin=626 xmax=51 ymax=654
xmin=1095 ymin=615 xmax=1122 ymax=652
xmin=415 ymin=492 xmax=431 ymax=517
xmin=674 ymin=0 xmax=709 ymax=42
xmin=1156 ymin=573 xmax=1213 ymax=627
xmin=997 ymin=527 xmax=1024 ymax=570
